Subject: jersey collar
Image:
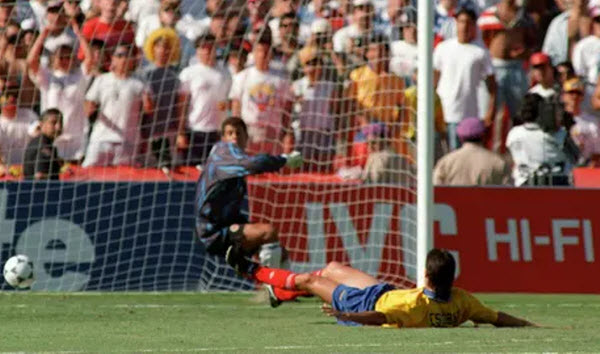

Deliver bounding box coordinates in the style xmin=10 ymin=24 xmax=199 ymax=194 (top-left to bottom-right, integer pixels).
xmin=423 ymin=288 xmax=451 ymax=303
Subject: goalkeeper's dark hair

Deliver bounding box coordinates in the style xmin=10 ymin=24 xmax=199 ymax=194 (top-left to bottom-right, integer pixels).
xmin=426 ymin=248 xmax=456 ymax=302
xmin=221 ymin=116 xmax=248 ymax=135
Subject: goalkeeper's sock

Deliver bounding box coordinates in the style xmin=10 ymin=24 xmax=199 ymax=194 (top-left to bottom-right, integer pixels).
xmin=273 ymin=287 xmax=311 ymax=302
xmin=258 ymin=242 xmax=282 ymax=268
xmin=254 ymin=266 xmax=298 ymax=290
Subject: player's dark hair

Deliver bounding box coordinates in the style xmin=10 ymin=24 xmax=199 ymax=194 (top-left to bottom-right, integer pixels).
xmin=426 ymin=249 xmax=456 ymax=302
xmin=221 ymin=116 xmax=248 ymax=135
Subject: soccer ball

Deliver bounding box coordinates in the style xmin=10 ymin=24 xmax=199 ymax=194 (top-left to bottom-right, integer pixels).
xmin=3 ymin=255 xmax=34 ymax=289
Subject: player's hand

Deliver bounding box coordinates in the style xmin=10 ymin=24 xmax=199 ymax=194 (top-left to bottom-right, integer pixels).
xmin=282 ymin=151 xmax=303 ymax=169
xmin=321 ymin=303 xmax=339 ymax=317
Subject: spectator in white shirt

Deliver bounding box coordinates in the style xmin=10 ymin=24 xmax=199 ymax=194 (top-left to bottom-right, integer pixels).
xmin=0 ymin=82 xmax=38 ymax=176
xmin=433 ymin=5 xmax=497 ymax=151
xmin=572 ymin=6 xmax=600 ymax=85
xmin=291 ymin=46 xmax=340 ymax=172
xmin=333 ymin=0 xmax=376 ymax=54
xmin=178 ymin=33 xmax=232 ymax=167
xmin=82 ymin=44 xmax=145 ymax=167
xmin=27 ymin=19 xmax=94 ymax=162
xmin=506 ymin=93 xmax=571 ymax=186
xmin=390 ymin=6 xmax=417 ymax=79
xmin=229 ymin=29 xmax=293 ymax=154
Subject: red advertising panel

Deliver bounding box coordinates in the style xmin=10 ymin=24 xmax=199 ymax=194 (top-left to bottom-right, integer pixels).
xmin=248 ymin=184 xmax=600 ymax=293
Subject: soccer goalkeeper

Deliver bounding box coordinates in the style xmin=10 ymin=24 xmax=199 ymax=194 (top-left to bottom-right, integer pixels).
xmin=195 ymin=116 xmax=302 ymax=269
xmin=227 ymin=248 xmax=536 ymax=328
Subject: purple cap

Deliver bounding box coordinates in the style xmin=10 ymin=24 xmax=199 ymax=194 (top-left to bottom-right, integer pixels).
xmin=361 ymin=122 xmax=388 ymax=139
xmin=456 ymin=117 xmax=485 ymax=140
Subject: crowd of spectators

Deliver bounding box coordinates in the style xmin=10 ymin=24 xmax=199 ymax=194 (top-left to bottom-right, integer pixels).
xmin=0 ymin=0 xmax=595 ymax=187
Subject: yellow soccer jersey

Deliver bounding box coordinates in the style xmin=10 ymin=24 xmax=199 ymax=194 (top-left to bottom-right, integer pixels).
xmin=374 ymin=287 xmax=498 ymax=328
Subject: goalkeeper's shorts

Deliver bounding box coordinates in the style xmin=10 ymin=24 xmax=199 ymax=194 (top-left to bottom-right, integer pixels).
xmin=196 ymin=222 xmax=245 ymax=257
xmin=331 ymin=283 xmax=395 ymax=326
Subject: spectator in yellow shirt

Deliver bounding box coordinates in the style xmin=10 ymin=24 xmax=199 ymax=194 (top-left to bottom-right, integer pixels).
xmin=227 ymin=248 xmax=536 ymax=328
xmin=344 ymin=34 xmax=408 ymax=157
xmin=404 ymin=69 xmax=447 ymax=162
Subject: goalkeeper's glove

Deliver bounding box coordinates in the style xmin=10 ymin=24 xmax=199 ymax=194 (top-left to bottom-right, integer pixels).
xmin=282 ymin=151 xmax=303 ymax=169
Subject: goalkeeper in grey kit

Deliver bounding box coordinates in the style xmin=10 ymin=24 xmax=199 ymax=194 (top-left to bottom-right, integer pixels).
xmin=194 ymin=116 xmax=303 ymax=269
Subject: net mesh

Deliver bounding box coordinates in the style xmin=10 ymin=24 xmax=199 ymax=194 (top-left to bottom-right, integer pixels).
xmin=0 ymin=0 xmax=418 ymax=291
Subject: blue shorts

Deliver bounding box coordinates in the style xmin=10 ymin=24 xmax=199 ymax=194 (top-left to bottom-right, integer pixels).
xmin=331 ymin=283 xmax=395 ymax=326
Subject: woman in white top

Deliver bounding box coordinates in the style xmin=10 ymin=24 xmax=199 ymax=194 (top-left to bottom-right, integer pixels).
xmin=27 ymin=19 xmax=94 ymax=162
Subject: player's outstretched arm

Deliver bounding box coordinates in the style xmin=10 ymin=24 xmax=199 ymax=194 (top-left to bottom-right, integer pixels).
xmin=493 ymin=311 xmax=538 ymax=327
xmin=321 ymin=304 xmax=387 ymax=326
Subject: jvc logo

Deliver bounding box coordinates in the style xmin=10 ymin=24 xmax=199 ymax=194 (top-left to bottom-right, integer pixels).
xmin=0 ymin=189 xmax=95 ymax=290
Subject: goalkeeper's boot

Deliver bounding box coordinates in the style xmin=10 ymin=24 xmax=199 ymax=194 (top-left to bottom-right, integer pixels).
xmin=225 ymin=245 xmax=259 ymax=278
xmin=264 ymin=284 xmax=282 ymax=308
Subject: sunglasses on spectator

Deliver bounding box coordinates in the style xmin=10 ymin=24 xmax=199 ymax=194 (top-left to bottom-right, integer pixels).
xmin=305 ymin=58 xmax=321 ymax=66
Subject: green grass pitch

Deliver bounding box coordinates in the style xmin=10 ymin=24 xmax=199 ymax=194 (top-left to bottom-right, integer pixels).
xmin=0 ymin=292 xmax=599 ymax=353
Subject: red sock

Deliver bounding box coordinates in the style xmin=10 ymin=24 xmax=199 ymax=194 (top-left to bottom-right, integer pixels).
xmin=273 ymin=287 xmax=311 ymax=302
xmin=254 ymin=266 xmax=298 ymax=290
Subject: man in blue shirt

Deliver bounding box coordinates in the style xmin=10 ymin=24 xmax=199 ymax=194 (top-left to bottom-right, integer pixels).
xmin=195 ymin=116 xmax=303 ymax=268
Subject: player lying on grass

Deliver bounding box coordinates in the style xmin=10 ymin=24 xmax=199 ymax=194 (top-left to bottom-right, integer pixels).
xmin=195 ymin=116 xmax=302 ymax=268
xmin=226 ymin=247 xmax=537 ymax=327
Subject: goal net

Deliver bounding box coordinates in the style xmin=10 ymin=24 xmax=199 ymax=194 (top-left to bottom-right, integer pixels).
xmin=0 ymin=0 xmax=419 ymax=291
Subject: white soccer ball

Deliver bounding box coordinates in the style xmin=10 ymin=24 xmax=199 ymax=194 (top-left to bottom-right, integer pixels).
xmin=3 ymin=255 xmax=35 ymax=289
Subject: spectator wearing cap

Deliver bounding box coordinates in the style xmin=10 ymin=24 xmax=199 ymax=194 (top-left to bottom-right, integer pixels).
xmin=82 ymin=44 xmax=144 ymax=167
xmin=23 ymin=108 xmax=63 ymax=180
xmin=27 ymin=18 xmax=94 ymax=162
xmin=478 ymin=0 xmax=536 ymax=153
xmin=345 ymin=34 xmax=407 ymax=156
xmin=291 ymin=46 xmax=341 ymax=172
xmin=543 ymin=0 xmax=591 ymax=66
xmin=135 ymin=0 xmax=194 ymax=66
xmin=333 ymin=0 xmax=376 ymax=54
xmin=20 ymin=19 xmax=38 ymax=49
xmin=0 ymin=81 xmax=39 ymax=176
xmin=229 ymin=29 xmax=293 ymax=155
xmin=140 ymin=27 xmax=182 ymax=169
xmin=528 ymin=52 xmax=558 ymax=99
xmin=0 ymin=20 xmax=40 ymax=111
xmin=434 ymin=117 xmax=510 ymax=185
xmin=362 ymin=121 xmax=415 ymax=185
xmin=271 ymin=12 xmax=302 ymax=81
xmin=567 ymin=77 xmax=600 ymax=163
xmin=306 ymin=18 xmax=343 ymax=82
xmin=389 ymin=6 xmax=417 ymax=78
xmin=178 ymin=33 xmax=232 ymax=167
xmin=506 ymin=93 xmax=573 ymax=186
xmin=434 ymin=6 xmax=497 ymax=151
xmin=78 ymin=0 xmax=135 ymax=64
